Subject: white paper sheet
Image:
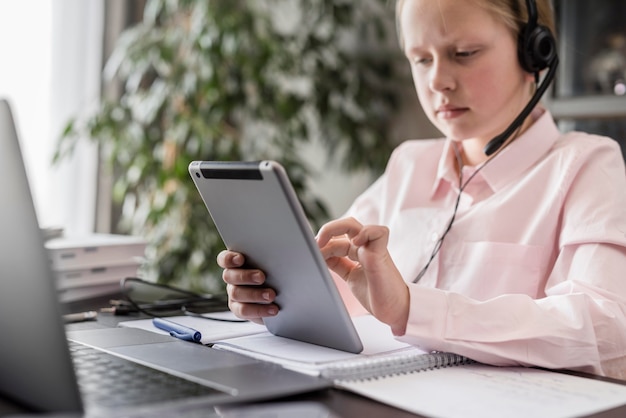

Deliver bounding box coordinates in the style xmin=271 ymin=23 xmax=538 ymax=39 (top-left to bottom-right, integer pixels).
xmin=338 ymin=364 xmax=626 ymax=418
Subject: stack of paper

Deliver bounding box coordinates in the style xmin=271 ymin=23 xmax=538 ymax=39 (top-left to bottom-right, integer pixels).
xmin=45 ymin=233 xmax=147 ymax=302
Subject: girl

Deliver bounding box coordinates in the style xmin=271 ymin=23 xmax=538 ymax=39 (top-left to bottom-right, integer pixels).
xmin=218 ymin=0 xmax=626 ymax=379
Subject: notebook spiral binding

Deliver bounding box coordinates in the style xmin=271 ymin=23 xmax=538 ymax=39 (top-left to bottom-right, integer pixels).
xmin=321 ymin=352 xmax=474 ymax=382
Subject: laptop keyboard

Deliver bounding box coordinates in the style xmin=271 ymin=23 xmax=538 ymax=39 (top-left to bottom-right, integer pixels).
xmin=68 ymin=341 xmax=223 ymax=409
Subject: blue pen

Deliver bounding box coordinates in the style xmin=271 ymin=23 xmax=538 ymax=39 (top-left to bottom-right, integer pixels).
xmin=152 ymin=317 xmax=202 ymax=343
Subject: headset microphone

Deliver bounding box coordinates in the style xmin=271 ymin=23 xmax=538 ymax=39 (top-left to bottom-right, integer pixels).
xmin=483 ymin=56 xmax=558 ymax=156
xmin=483 ymin=0 xmax=559 ymax=156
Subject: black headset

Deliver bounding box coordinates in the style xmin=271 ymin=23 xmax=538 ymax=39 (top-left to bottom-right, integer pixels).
xmin=483 ymin=0 xmax=559 ymax=156
xmin=413 ymin=0 xmax=559 ymax=283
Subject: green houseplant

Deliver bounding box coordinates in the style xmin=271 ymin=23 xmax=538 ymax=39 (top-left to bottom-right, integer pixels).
xmin=55 ymin=0 xmax=401 ymax=292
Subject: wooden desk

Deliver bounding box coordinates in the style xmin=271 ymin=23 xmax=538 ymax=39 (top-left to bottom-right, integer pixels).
xmin=1 ymin=294 xmax=625 ymax=418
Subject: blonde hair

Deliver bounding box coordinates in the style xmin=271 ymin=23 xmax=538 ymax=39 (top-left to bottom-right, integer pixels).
xmin=395 ymin=0 xmax=556 ymax=51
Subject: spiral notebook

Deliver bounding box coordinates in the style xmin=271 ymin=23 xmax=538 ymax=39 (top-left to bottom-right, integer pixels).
xmin=121 ymin=314 xmax=473 ymax=378
xmin=209 ymin=319 xmax=472 ymax=379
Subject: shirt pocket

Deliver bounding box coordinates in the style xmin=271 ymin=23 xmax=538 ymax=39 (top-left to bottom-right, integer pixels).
xmin=440 ymin=241 xmax=550 ymax=300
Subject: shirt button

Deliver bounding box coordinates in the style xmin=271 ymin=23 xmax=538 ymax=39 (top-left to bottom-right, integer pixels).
xmin=431 ymin=232 xmax=439 ymax=242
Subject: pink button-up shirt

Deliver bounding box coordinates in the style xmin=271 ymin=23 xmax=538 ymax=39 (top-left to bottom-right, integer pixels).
xmin=339 ymin=109 xmax=626 ymax=379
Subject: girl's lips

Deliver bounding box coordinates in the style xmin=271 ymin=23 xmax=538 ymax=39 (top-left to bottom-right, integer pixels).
xmin=436 ymin=106 xmax=468 ymax=119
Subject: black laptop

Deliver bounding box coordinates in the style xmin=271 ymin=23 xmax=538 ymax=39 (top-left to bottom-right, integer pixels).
xmin=0 ymin=99 xmax=330 ymax=417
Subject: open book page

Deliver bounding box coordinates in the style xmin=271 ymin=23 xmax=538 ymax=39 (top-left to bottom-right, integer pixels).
xmin=337 ymin=364 xmax=626 ymax=418
xmin=211 ymin=315 xmax=429 ymax=376
xmin=118 ymin=311 xmax=267 ymax=345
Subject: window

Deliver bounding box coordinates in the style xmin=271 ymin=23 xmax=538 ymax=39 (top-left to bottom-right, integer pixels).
xmin=0 ymin=0 xmax=104 ymax=234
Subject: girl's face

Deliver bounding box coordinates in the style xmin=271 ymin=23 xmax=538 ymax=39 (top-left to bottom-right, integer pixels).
xmin=400 ymin=0 xmax=534 ymax=155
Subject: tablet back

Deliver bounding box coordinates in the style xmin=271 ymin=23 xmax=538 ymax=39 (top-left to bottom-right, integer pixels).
xmin=189 ymin=160 xmax=363 ymax=353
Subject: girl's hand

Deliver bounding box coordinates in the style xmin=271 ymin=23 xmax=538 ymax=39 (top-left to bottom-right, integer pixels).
xmin=316 ymin=217 xmax=410 ymax=335
xmin=217 ymin=250 xmax=278 ymax=325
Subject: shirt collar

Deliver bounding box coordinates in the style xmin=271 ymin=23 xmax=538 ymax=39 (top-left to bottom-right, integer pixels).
xmin=430 ymin=108 xmax=560 ymax=197
xmin=431 ymin=139 xmax=461 ymax=197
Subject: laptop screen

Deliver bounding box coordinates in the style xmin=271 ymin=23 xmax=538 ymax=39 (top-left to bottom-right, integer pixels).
xmin=0 ymin=99 xmax=83 ymax=413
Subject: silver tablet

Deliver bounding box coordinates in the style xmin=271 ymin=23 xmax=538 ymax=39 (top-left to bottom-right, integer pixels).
xmin=189 ymin=160 xmax=363 ymax=354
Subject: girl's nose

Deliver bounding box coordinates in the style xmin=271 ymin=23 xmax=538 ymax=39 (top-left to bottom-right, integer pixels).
xmin=428 ymin=59 xmax=456 ymax=93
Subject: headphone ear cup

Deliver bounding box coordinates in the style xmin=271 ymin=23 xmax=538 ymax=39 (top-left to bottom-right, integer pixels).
xmin=518 ymin=24 xmax=557 ymax=73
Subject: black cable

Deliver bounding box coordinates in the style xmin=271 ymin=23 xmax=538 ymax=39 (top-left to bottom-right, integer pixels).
xmin=412 ymin=123 xmax=524 ymax=284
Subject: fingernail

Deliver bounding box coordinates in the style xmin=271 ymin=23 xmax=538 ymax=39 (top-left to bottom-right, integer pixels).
xmin=252 ymin=272 xmax=263 ymax=284
xmin=262 ymin=291 xmax=271 ymax=301
xmin=267 ymin=307 xmax=278 ymax=316
xmin=233 ymin=254 xmax=243 ymax=265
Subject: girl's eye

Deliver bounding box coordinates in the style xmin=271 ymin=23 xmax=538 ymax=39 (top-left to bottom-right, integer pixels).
xmin=412 ymin=57 xmax=432 ymax=66
xmin=456 ymin=50 xmax=477 ymax=59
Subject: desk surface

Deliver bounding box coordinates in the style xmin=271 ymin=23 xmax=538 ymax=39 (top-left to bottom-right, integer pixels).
xmin=1 ymin=294 xmax=625 ymax=418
